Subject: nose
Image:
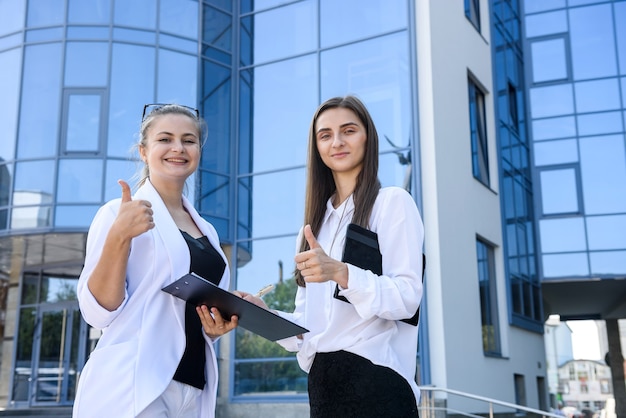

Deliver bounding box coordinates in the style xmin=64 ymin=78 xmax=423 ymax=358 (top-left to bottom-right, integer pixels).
xmin=331 ymin=134 xmax=344 ymax=147
xmin=171 ymin=139 xmax=185 ymax=151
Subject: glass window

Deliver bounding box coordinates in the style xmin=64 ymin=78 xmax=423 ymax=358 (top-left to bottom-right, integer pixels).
xmin=532 ymin=116 xmax=576 ymax=141
xmin=236 ymin=235 xmax=296 ymax=293
xmin=203 ymin=61 xmax=231 ymax=174
xmin=159 ymin=0 xmax=198 ymax=39
xmin=203 ymin=4 xmax=232 ymax=53
xmin=534 ymin=139 xmax=578 ymax=166
xmin=579 ymin=135 xmax=626 ymax=214
xmin=464 ymin=0 xmax=480 ymax=31
xmin=113 ymin=0 xmax=156 ymax=29
xmin=542 ymin=253 xmax=589 ymax=278
xmin=64 ymin=93 xmax=102 ymax=153
xmin=476 ymin=239 xmax=500 ymax=355
xmin=575 ymin=79 xmax=621 ymax=114
xmin=157 ymin=50 xmax=197 ymax=107
xmin=105 ymin=159 xmax=138 ymax=201
xmin=590 ymin=251 xmax=626 ymax=276
xmin=0 ymin=0 xmax=26 ymax=36
xmin=539 ymin=218 xmax=587 ymax=253
xmin=68 ymin=0 xmax=111 ymax=24
xmin=112 ymin=27 xmax=156 ymax=44
xmin=108 ymin=43 xmax=155 ymax=158
xmin=616 ymin=3 xmax=626 ymax=76
xmin=569 ymin=4 xmax=617 ymax=80
xmin=250 ymin=169 xmax=305 ymax=239
xmin=540 ymin=168 xmax=579 ymax=215
xmin=13 ymin=160 xmax=54 ymax=201
xmin=65 ymin=42 xmax=109 ymax=86
xmin=67 ymin=26 xmax=109 ymax=39
xmin=529 ymin=84 xmax=574 ymax=118
xmin=55 ymin=205 xmax=100 ymax=228
xmin=57 ymin=159 xmax=103 ymax=203
xmin=586 ymin=215 xmax=626 ymax=251
xmin=524 ymin=11 xmax=567 ymax=38
xmin=25 ymin=0 xmax=66 ymax=27
xmin=18 ymin=43 xmax=63 ymax=159
xmin=158 ymin=34 xmax=198 ymax=54
xmin=531 ymin=39 xmax=567 ymax=83
xmin=11 ymin=206 xmax=52 ymax=229
xmin=321 ymin=0 xmax=406 ymax=46
xmin=320 ymin=33 xmax=412 ymax=156
xmin=12 ymin=307 xmax=35 ymax=402
xmin=250 ymin=55 xmax=317 ymax=173
xmin=250 ymin=1 xmax=317 ymax=64
xmin=524 ymin=0 xmax=565 ymax=14
xmin=0 ymin=48 xmax=21 ymax=162
xmin=198 ymin=171 xmax=229 ymax=223
xmin=26 ymin=27 xmax=64 ymax=42
xmin=468 ymin=78 xmax=490 ymax=185
xmin=577 ymin=112 xmax=623 ymax=137
xmin=379 ymin=151 xmax=412 ymax=190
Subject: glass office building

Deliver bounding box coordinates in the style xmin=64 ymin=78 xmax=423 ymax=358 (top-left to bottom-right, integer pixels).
xmin=0 ymin=0 xmax=623 ymax=416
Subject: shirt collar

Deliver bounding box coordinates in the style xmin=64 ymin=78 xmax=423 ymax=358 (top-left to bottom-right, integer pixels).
xmin=322 ymin=194 xmax=355 ymax=224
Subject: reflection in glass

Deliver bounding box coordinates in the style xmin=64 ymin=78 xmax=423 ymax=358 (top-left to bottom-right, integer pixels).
xmin=542 ymin=253 xmax=589 ymax=278
xmin=0 ymin=47 xmax=21 ymax=162
xmin=234 ymin=351 xmax=305 ymax=396
xmin=55 ymin=206 xmax=100 ymax=228
xmin=40 ymin=277 xmax=78 ymax=303
xmin=65 ymin=42 xmax=108 ymax=86
xmin=524 ymin=11 xmax=567 ymax=38
xmin=534 ymin=139 xmax=578 ymax=166
xmin=590 ymin=251 xmax=626 ymax=275
xmin=251 ymin=56 xmax=317 ymax=173
xmin=157 ymin=49 xmax=197 ymax=106
xmin=577 ymin=112 xmax=623 ymax=137
xmin=26 ymin=0 xmax=66 ymax=28
xmin=26 ymin=27 xmax=64 ymax=42
xmin=57 ymin=160 xmax=103 ymax=203
xmin=569 ymin=4 xmax=617 ymax=80
xmin=252 ymin=1 xmax=317 ymax=64
xmin=18 ymin=43 xmax=63 ymax=159
xmin=67 ymin=26 xmax=109 ymax=39
xmin=477 ymin=239 xmax=500 ymax=355
xmin=574 ymin=79 xmax=620 ymax=114
xmin=108 ymin=44 xmax=155 ymax=157
xmin=529 ymin=84 xmax=573 ymax=118
xmin=113 ymin=0 xmax=156 ymax=29
xmin=66 ymin=95 xmax=102 ymax=152
xmin=379 ymin=151 xmax=411 ymax=191
xmin=251 ymin=169 xmax=305 ymax=239
xmin=321 ymin=33 xmax=411 ymax=154
xmin=468 ymin=79 xmax=489 ymax=185
xmin=12 ymin=308 xmax=35 ymax=402
xmin=586 ymin=215 xmax=626 ymax=251
xmin=579 ymin=135 xmax=626 ymax=214
xmin=539 ymin=218 xmax=587 ymax=253
xmin=532 ymin=116 xmax=576 ymax=141
xmin=320 ymin=0 xmax=406 ymax=47
xmin=531 ymin=39 xmax=567 ymax=83
xmin=524 ymin=0 xmax=565 ymax=14
xmin=15 ymin=160 xmax=55 ymax=199
xmin=0 ymin=0 xmax=26 ymax=36
xmin=617 ymin=3 xmax=626 ymax=76
xmin=236 ymin=235 xmax=297 ymax=293
xmin=159 ymin=0 xmax=198 ymax=39
xmin=68 ymin=0 xmax=110 ymax=24
xmin=540 ymin=169 xmax=578 ymax=214
xmin=105 ymin=159 xmax=138 ymax=201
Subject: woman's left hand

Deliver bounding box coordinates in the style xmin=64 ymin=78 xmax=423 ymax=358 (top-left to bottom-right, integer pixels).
xmin=196 ymin=305 xmax=238 ymax=338
xmin=295 ymin=224 xmax=348 ymax=287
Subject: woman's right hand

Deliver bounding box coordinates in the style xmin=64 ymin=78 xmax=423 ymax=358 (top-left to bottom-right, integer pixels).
xmin=113 ymin=180 xmax=155 ymax=240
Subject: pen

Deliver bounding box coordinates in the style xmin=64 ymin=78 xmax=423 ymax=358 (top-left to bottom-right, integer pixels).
xmin=254 ymin=284 xmax=275 ymax=298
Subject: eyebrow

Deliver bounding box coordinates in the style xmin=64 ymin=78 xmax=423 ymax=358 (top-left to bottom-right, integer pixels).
xmin=154 ymin=131 xmax=198 ymax=138
xmin=316 ymin=122 xmax=359 ymax=134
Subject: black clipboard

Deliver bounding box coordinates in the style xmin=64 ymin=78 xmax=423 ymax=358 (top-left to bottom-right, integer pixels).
xmin=333 ymin=223 xmax=423 ymax=326
xmin=162 ymin=273 xmax=309 ymax=341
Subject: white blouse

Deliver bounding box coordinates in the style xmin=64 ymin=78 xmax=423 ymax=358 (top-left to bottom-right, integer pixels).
xmin=277 ymin=186 xmax=424 ymax=400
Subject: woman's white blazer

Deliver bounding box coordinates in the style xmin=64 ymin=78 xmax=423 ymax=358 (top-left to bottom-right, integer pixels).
xmin=73 ymin=179 xmax=229 ymax=417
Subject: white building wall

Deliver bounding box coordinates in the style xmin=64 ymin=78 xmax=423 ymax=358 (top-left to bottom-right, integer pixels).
xmin=417 ymin=0 xmax=547 ymax=411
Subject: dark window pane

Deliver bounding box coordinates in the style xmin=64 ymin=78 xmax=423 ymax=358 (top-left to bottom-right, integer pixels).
xmin=469 ymin=79 xmax=489 ymax=184
xmin=464 ymin=0 xmax=480 ymax=30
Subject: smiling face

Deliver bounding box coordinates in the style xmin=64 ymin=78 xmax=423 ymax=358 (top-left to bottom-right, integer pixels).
xmin=315 ymin=107 xmax=367 ymax=180
xmin=139 ymin=113 xmax=201 ymax=187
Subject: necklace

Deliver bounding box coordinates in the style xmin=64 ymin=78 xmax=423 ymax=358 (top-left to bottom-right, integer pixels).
xmin=328 ymin=195 xmax=351 ymax=255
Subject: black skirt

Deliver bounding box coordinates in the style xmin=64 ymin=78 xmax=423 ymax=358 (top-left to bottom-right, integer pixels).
xmin=308 ymin=350 xmax=419 ymax=418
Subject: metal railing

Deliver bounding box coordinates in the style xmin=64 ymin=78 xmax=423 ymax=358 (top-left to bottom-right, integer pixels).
xmin=419 ymin=386 xmax=564 ymax=418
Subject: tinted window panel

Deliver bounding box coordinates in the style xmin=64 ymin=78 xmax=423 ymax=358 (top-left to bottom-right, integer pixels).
xmin=524 ymin=0 xmax=565 ymax=14
xmin=55 ymin=205 xmax=99 ymax=227
xmin=540 ymin=169 xmax=578 ymax=214
xmin=18 ymin=43 xmax=62 ymax=159
xmin=531 ymin=39 xmax=567 ymax=83
xmin=577 ymin=112 xmax=623 ymax=137
xmin=251 ymin=1 xmax=316 ymax=64
xmin=589 ymin=251 xmax=626 ymax=276
xmin=529 ymin=84 xmax=574 ymax=118
xmin=66 ymin=94 xmax=102 ymax=152
xmin=534 ymin=139 xmax=578 ymax=166
xmin=113 ymin=0 xmax=156 ymax=29
xmin=579 ymin=135 xmax=626 ymax=214
xmin=159 ymin=0 xmax=198 ymax=39
xmin=0 ymin=48 xmax=21 ymax=162
xmin=569 ymin=4 xmax=617 ymax=80
xmin=575 ymin=79 xmax=620 ymax=114
xmin=65 ymin=42 xmax=109 ymax=86
xmin=542 ymin=253 xmax=589 ymax=278
xmin=0 ymin=0 xmax=26 ymax=35
xmin=525 ymin=11 xmax=567 ymax=38
xmin=379 ymin=151 xmax=412 ymax=190
xmin=236 ymin=235 xmax=297 ymax=292
xmin=57 ymin=160 xmax=103 ymax=203
xmin=617 ymin=3 xmax=626 ymax=76
xmin=105 ymin=159 xmax=138 ymax=201
xmin=251 ymin=55 xmax=317 ymax=173
xmin=532 ymin=116 xmax=576 ymax=141
xmin=157 ymin=49 xmax=197 ymax=106
xmin=68 ymin=0 xmax=111 ymax=24
xmin=320 ymin=0 xmax=406 ymax=47
xmin=539 ymin=218 xmax=586 ymax=253
xmin=586 ymin=215 xmax=626 ymax=251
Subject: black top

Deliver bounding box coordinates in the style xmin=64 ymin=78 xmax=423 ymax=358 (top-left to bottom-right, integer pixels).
xmin=173 ymin=230 xmax=226 ymax=389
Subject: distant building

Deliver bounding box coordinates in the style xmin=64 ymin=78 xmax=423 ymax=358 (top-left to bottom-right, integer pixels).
xmin=545 ymin=315 xmax=574 ymax=408
xmin=559 ymin=360 xmax=613 ymax=413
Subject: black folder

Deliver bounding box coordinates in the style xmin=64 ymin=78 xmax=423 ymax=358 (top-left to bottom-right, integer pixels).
xmin=333 ymin=223 xmax=423 ymax=326
xmin=162 ymin=273 xmax=309 ymax=341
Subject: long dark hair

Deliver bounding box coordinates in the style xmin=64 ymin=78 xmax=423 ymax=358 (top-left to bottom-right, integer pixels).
xmin=295 ymin=95 xmax=381 ymax=286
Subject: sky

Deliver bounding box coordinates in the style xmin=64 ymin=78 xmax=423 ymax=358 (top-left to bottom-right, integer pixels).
xmin=568 ymin=320 xmax=602 ymax=360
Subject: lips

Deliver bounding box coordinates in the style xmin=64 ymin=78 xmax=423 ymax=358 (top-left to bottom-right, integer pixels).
xmin=165 ymin=158 xmax=188 ymax=163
